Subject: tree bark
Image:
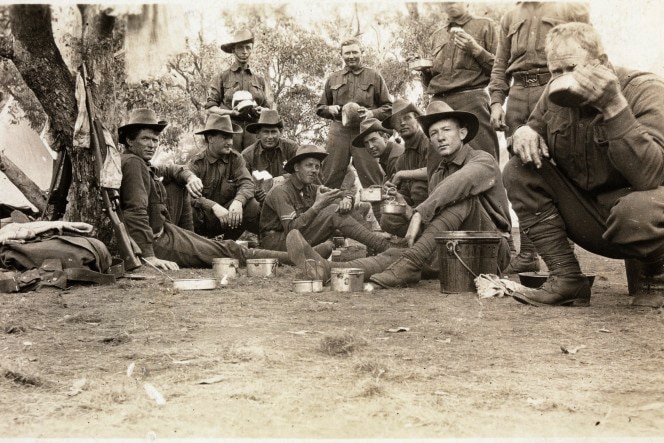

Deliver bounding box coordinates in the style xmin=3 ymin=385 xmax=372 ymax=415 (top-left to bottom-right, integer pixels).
xmin=0 ymin=151 xmax=46 ymax=212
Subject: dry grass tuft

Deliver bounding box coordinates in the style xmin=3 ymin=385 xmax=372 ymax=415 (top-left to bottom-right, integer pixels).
xmin=354 ymin=360 xmax=388 ymax=378
xmin=318 ymin=332 xmax=366 ymax=357
xmin=2 ymin=368 xmax=43 ymax=387
xmin=355 ymin=380 xmax=384 ymax=398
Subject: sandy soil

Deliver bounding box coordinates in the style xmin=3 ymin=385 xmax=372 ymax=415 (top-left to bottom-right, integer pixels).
xmin=1 ymin=244 xmax=663 ymax=439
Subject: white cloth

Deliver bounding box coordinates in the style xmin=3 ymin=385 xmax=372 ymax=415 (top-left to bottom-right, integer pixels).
xmin=0 ymin=221 xmax=93 ymax=245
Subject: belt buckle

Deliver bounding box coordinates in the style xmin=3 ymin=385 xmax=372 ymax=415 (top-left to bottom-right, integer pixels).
xmin=525 ymin=75 xmax=538 ymax=86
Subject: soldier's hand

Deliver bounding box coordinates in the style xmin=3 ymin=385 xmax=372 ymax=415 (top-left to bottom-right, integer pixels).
xmin=329 ymin=105 xmax=341 ymax=117
xmin=185 ymin=176 xmax=204 ymax=198
xmin=228 ymin=200 xmax=244 ymax=229
xmin=490 ymin=103 xmax=508 ymax=131
xmin=337 ymin=196 xmax=353 ymax=214
xmin=212 ymin=203 xmax=230 ymax=227
xmin=313 ymin=187 xmax=343 ymax=209
xmin=357 ymin=107 xmax=373 ymax=121
xmin=254 ymin=187 xmax=266 ymax=203
xmin=512 ymin=126 xmax=550 ymax=168
xmin=452 ymin=30 xmax=481 ymax=55
xmin=390 ymin=171 xmax=404 ymax=187
xmin=144 ymin=255 xmax=179 ymax=271
xmin=405 ymin=212 xmax=422 ymax=247
xmin=572 ymin=63 xmax=628 ymax=119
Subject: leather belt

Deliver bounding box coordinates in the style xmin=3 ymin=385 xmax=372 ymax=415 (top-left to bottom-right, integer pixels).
xmin=432 ymin=87 xmax=486 ymax=99
xmin=513 ymin=71 xmax=551 ymax=88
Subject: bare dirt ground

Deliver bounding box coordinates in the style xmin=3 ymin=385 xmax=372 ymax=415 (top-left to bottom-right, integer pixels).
xmin=1 ymin=242 xmax=664 ymax=439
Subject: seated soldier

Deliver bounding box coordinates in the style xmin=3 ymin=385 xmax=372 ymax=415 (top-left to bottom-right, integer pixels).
xmin=260 ymin=144 xmax=404 ymax=252
xmin=286 ymin=102 xmax=512 ymax=288
xmin=242 ymin=109 xmax=299 ymax=203
xmin=118 ymin=108 xmax=289 ymax=270
xmin=503 ymin=23 xmax=664 ymax=307
xmin=183 ymin=114 xmax=261 ymax=240
xmin=351 ymin=117 xmax=405 ymax=221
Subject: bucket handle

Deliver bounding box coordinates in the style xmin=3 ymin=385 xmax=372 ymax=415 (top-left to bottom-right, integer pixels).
xmin=304 ymin=259 xmax=325 ymax=281
xmin=446 ymin=240 xmax=478 ymax=279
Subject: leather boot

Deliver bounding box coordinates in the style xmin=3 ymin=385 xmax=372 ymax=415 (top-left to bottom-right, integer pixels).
xmin=313 ymin=241 xmax=334 ymax=259
xmin=287 ymin=230 xmax=402 ymax=282
xmin=632 ymin=260 xmax=664 ymax=308
xmin=511 ymin=212 xmax=591 ymax=307
xmin=337 ymin=215 xmax=404 ymax=254
xmin=504 ymin=251 xmax=541 ymax=274
xmin=369 ymin=257 xmax=422 ymax=288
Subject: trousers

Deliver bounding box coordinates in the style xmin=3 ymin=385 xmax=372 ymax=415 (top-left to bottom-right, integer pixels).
xmin=504 ymin=84 xmax=546 ymax=138
xmin=432 ymin=89 xmax=499 ymax=160
xmin=320 ymin=121 xmax=383 ymax=190
xmin=503 ymin=157 xmax=664 ymax=260
xmin=193 ymin=197 xmax=261 ymax=240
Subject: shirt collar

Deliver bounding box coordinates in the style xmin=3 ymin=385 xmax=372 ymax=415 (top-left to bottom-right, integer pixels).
xmin=205 ymin=150 xmax=229 ymax=164
xmin=257 ymin=139 xmax=283 ymax=153
xmin=289 ymin=174 xmax=306 ymax=191
xmin=448 ymin=13 xmax=473 ymax=28
xmin=343 ymin=66 xmax=365 ymax=75
xmin=404 ymin=129 xmax=427 ymax=151
xmin=439 ymin=144 xmax=471 ymax=169
xmin=230 ymin=61 xmax=252 ymax=74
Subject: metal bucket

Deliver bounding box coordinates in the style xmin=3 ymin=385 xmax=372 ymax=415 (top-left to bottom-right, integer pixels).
xmin=293 ymin=280 xmax=324 ymax=293
xmin=360 ymin=186 xmax=383 ymax=202
xmin=246 ymin=258 xmax=278 ymax=278
xmin=212 ymin=257 xmax=239 ymax=279
xmin=330 ymin=268 xmax=365 ymax=292
xmin=381 ymin=201 xmax=406 ymax=215
xmin=435 ymin=231 xmax=502 ymax=293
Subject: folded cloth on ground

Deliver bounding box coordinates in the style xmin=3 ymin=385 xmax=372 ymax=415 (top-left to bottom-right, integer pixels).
xmin=0 ymin=221 xmax=93 ymax=244
xmin=475 ymin=273 xmax=529 ymax=299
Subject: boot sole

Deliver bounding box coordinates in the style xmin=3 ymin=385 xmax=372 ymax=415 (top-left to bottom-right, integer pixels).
xmin=512 ymin=293 xmax=590 ymax=307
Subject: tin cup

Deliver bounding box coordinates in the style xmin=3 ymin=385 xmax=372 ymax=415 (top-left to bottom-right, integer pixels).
xmin=246 ymin=258 xmax=278 ymax=278
xmin=212 ymin=257 xmax=239 ymax=279
xmin=330 ymin=268 xmax=365 ymax=292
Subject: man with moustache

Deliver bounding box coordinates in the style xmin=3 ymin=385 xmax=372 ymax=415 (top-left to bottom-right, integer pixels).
xmin=316 ymin=37 xmax=392 ymax=197
xmin=286 ymin=102 xmax=511 ymax=288
xmin=260 ymin=144 xmax=404 ymax=253
xmin=119 ymin=108 xmax=289 ymax=270
xmin=419 ymin=2 xmax=500 ymax=159
xmin=241 ymin=109 xmax=299 ymax=203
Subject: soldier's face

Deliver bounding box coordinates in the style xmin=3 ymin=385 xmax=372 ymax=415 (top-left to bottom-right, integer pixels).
xmin=257 ymin=127 xmax=281 ymax=149
xmin=293 ymin=158 xmax=321 ymax=185
xmin=363 ymin=132 xmax=387 ymax=158
xmin=444 ymin=3 xmax=468 ymax=19
xmin=547 ymin=38 xmax=596 ymax=77
xmin=233 ymin=43 xmax=253 ymax=64
xmin=207 ymin=132 xmax=234 ymax=157
xmin=126 ymin=128 xmax=160 ymax=161
xmin=428 ymin=118 xmax=467 ymax=158
xmin=341 ymin=44 xmax=363 ymax=70
xmin=397 ymin=112 xmax=420 ymax=139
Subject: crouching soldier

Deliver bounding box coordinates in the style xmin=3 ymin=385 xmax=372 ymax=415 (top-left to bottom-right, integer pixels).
xmin=260 ymin=144 xmax=405 ymax=253
xmin=119 ymin=108 xmax=289 ymax=270
xmin=286 ymin=102 xmax=512 ymax=288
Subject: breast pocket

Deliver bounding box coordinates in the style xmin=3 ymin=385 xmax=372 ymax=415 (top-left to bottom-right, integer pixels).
xmin=543 ymin=108 xmax=573 ymax=168
xmin=358 ymin=82 xmax=374 ymax=107
xmin=459 ymin=30 xmax=484 ymax=70
xmin=431 ymin=41 xmax=451 ymax=74
xmin=249 ymin=77 xmax=265 ymax=106
xmin=223 ymin=79 xmax=240 ymax=107
xmin=330 ymin=81 xmax=347 ymax=105
xmin=506 ymin=18 xmax=527 ymax=60
xmin=536 ymin=17 xmax=565 ymax=57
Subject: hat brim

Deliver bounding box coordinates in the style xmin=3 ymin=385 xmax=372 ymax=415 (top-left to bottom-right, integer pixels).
xmin=220 ymin=37 xmax=254 ymax=54
xmin=195 ymin=122 xmax=243 ymax=135
xmin=382 ymin=103 xmax=422 ymax=130
xmin=351 ymin=125 xmax=391 ymax=148
xmin=283 ymin=152 xmax=328 ymax=173
xmin=118 ymin=122 xmax=168 ymax=145
xmin=417 ymin=111 xmax=479 ymax=144
xmin=245 ymin=121 xmax=284 ymax=134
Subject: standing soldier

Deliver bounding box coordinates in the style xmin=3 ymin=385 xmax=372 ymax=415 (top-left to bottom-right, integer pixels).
xmin=488 ymin=2 xmax=590 ymax=274
xmin=205 ymin=29 xmax=274 ymax=151
xmin=418 ymin=2 xmax=500 ymax=159
xmin=316 ymin=37 xmax=393 ymax=199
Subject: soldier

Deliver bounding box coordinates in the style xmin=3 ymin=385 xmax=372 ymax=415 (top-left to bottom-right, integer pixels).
xmin=287 ymin=102 xmax=511 ymax=288
xmin=316 ymin=37 xmax=392 ymax=195
xmin=419 ymin=2 xmax=499 ymax=159
xmin=241 ymin=109 xmax=298 ymax=203
xmin=260 ymin=144 xmax=404 ymax=253
xmin=488 ymin=1 xmax=590 ymax=274
xmin=183 ymin=114 xmax=261 ymax=240
xmin=118 ymin=108 xmax=288 ymax=270
xmin=504 ymin=23 xmax=664 ymax=308
xmin=205 ymin=29 xmax=274 ymax=151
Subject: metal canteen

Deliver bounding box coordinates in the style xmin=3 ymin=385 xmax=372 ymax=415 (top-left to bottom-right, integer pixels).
xmin=548 ymin=72 xmax=586 ymax=107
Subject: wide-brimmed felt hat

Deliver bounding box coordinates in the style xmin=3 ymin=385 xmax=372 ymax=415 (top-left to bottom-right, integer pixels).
xmin=284 ymin=144 xmax=328 ymax=173
xmin=245 ymin=109 xmax=284 ymax=134
xmin=382 ymin=98 xmax=422 ymax=130
xmin=351 ymin=118 xmax=392 ymax=148
xmin=195 ymin=114 xmax=243 ymax=136
xmin=220 ymin=29 xmax=254 ymax=53
xmin=416 ymin=101 xmax=479 ymax=143
xmin=118 ymin=108 xmax=168 ymax=145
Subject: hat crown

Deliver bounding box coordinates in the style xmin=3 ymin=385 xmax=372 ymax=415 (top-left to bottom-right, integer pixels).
xmin=203 ymin=114 xmax=234 ymax=133
xmin=295 ymin=144 xmax=326 ymax=158
xmin=255 ymin=109 xmax=282 ymax=126
xmin=123 ymin=108 xmax=161 ymax=126
xmin=392 ymin=98 xmax=421 ymax=115
xmin=359 ymin=117 xmax=382 ymax=133
xmin=425 ymin=101 xmax=455 ymax=115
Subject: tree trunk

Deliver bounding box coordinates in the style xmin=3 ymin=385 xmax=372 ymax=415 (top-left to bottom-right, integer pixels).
xmin=0 ymin=151 xmax=47 ymax=212
xmin=7 ymin=4 xmax=123 ymax=246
